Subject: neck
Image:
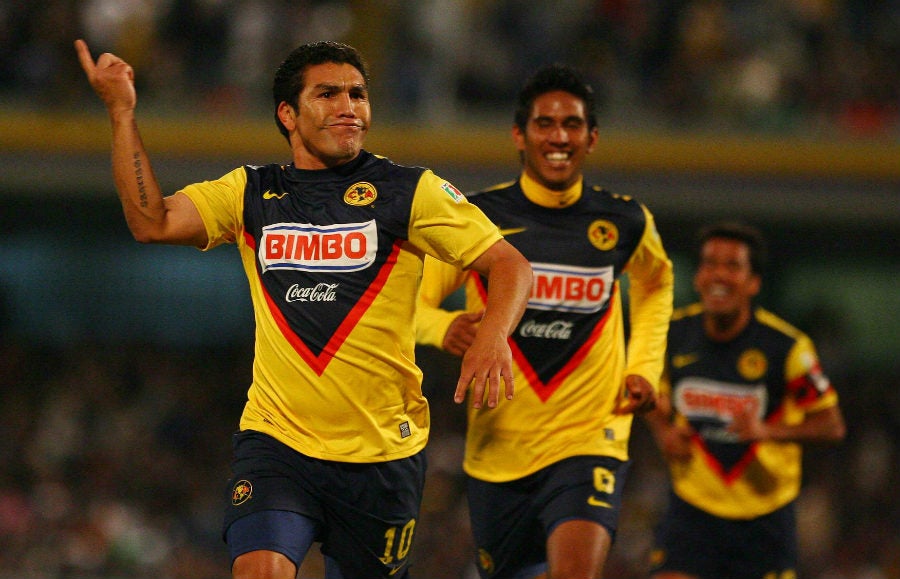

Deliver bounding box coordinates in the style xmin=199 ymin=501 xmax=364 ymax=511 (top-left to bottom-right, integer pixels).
xmin=703 ymin=308 xmax=751 ymax=342
xmin=520 ymin=172 xmax=582 ymax=208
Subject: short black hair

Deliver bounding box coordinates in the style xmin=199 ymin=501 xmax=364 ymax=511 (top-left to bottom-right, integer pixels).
xmin=696 ymin=221 xmax=768 ymax=276
xmin=272 ymin=41 xmax=369 ymax=142
xmin=514 ymin=63 xmax=597 ymax=132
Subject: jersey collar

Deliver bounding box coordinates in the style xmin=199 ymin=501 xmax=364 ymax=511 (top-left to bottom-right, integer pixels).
xmin=519 ymin=172 xmax=583 ymax=208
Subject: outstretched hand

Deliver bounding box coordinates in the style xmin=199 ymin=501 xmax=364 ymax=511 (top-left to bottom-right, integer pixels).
xmin=454 ymin=330 xmax=514 ymax=409
xmin=74 ymin=39 xmax=136 ymax=114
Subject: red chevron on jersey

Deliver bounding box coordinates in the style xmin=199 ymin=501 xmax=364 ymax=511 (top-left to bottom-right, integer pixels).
xmin=474 ymin=272 xmax=616 ymax=401
xmin=264 ymin=240 xmax=400 ymax=376
xmin=674 ymin=378 xmax=769 ymax=478
xmin=693 ymin=401 xmax=789 ymax=485
xmin=694 ymin=433 xmax=760 ymax=485
xmin=509 ymin=305 xmax=611 ymax=402
xmin=247 ymin=228 xmax=402 ymax=375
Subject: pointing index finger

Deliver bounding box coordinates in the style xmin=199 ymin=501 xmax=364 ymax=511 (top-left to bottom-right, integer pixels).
xmin=74 ymin=39 xmax=96 ymax=76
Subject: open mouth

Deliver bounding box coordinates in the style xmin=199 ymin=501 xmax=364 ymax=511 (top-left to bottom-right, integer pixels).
xmin=545 ymin=151 xmax=571 ymax=165
xmin=708 ymin=285 xmax=730 ymax=297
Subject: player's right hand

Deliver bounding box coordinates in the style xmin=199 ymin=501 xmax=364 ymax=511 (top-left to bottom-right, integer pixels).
xmin=660 ymin=424 xmax=694 ymax=463
xmin=74 ymin=39 xmax=137 ymax=114
xmin=442 ymin=310 xmax=483 ymax=357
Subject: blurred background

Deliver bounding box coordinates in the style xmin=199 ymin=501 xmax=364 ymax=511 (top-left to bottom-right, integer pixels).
xmin=1 ymin=0 xmax=898 ymax=578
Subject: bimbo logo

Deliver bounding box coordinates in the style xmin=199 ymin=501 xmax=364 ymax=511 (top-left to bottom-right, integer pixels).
xmin=674 ymin=377 xmax=767 ymax=421
xmin=528 ymin=263 xmax=614 ymax=313
xmin=259 ymin=221 xmax=377 ymax=273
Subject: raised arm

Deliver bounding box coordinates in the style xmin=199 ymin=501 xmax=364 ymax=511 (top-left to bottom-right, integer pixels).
xmin=74 ymin=39 xmax=207 ymax=247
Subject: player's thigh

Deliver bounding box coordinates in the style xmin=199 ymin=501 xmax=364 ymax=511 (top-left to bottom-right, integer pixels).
xmin=546 ymin=519 xmax=611 ymax=578
xmin=319 ymin=451 xmax=427 ymax=579
xmin=536 ymin=455 xmax=630 ymax=539
xmin=227 ymin=509 xmax=319 ymax=579
xmin=466 ymin=475 xmax=547 ymax=579
xmin=232 ymin=550 xmax=297 ymax=579
xmin=727 ymin=502 xmax=798 ymax=579
xmin=649 ymin=494 xmax=722 ymax=578
xmin=223 ymin=430 xmax=325 ymax=533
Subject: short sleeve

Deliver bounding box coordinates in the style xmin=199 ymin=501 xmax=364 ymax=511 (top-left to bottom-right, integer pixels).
xmin=178 ymin=167 xmax=247 ymax=250
xmin=406 ymin=170 xmax=502 ymax=269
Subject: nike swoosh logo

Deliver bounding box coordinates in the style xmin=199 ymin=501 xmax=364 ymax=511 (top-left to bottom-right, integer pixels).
xmin=587 ymin=495 xmax=612 ymax=508
xmin=386 ymin=562 xmax=408 ymax=576
xmin=672 ymin=353 xmax=699 ymax=368
xmin=499 ymin=227 xmax=527 ymax=236
xmin=263 ymin=190 xmax=288 ymax=200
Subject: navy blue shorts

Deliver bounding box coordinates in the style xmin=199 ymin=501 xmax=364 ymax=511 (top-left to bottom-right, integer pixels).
xmin=222 ymin=430 xmax=427 ymax=579
xmin=650 ymin=492 xmax=797 ymax=579
xmin=466 ymin=455 xmax=630 ymax=579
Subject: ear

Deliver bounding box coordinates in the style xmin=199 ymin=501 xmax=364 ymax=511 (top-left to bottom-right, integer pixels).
xmin=277 ymin=101 xmax=297 ymax=132
xmin=748 ymin=273 xmax=761 ymax=297
xmin=586 ymin=126 xmax=599 ymax=154
xmin=512 ymin=124 xmax=525 ymax=152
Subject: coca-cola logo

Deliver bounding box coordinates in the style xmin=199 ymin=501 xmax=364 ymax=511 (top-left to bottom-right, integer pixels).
xmin=285 ymin=283 xmax=339 ymax=303
xmin=518 ymin=319 xmax=573 ymax=340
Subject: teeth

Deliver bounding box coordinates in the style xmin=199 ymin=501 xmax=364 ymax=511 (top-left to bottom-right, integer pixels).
xmin=546 ymin=152 xmax=569 ymax=161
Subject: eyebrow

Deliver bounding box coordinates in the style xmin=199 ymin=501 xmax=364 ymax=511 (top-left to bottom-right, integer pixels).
xmin=311 ymin=81 xmax=368 ymax=92
xmin=532 ymin=114 xmax=585 ymax=123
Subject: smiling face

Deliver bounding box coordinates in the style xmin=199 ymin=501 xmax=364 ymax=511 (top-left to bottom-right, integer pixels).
xmin=694 ymin=237 xmax=761 ymax=336
xmin=513 ymin=90 xmax=598 ymax=191
xmin=277 ymin=61 xmax=370 ymax=169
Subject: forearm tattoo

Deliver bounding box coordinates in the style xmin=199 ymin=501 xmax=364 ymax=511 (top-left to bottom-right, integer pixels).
xmin=133 ymin=152 xmax=148 ymax=208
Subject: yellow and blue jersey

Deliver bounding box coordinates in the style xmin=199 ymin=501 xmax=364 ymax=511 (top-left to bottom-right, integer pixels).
xmin=661 ymin=304 xmax=840 ymax=518
xmin=180 ymin=151 xmax=502 ymax=463
xmin=417 ymin=173 xmax=673 ymax=482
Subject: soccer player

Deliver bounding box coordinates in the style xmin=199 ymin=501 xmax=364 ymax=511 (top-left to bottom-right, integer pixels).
xmin=644 ymin=221 xmax=846 ymax=579
xmin=75 ymin=38 xmax=532 ymax=579
xmin=416 ymin=63 xmax=674 ymax=579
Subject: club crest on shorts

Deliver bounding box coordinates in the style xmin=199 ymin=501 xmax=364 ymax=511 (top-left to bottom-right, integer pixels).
xmin=588 ymin=220 xmax=618 ymax=251
xmin=232 ymin=479 xmax=253 ymax=505
xmin=344 ymin=182 xmax=377 ymax=206
xmin=477 ymin=548 xmax=495 ymax=574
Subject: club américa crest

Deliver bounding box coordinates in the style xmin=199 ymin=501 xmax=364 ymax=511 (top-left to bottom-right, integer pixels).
xmin=588 ymin=219 xmax=618 ymax=251
xmin=477 ymin=548 xmax=495 ymax=574
xmin=344 ymin=182 xmax=377 ymax=206
xmin=232 ymin=479 xmax=253 ymax=505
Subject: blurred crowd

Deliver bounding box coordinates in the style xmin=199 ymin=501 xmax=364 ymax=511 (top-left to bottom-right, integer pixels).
xmin=0 ymin=0 xmax=898 ymax=137
xmin=2 ymin=1 xmax=900 ymax=578
xmin=1 ymin=334 xmax=898 ymax=579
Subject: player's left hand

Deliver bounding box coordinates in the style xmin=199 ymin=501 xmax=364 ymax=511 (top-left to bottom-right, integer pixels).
xmin=614 ymin=374 xmax=657 ymax=415
xmin=454 ymin=331 xmax=514 ymax=409
xmin=727 ymin=407 xmax=768 ymax=441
